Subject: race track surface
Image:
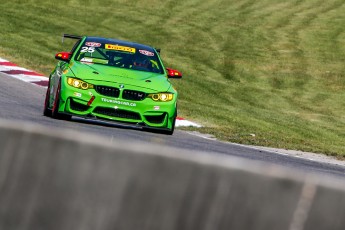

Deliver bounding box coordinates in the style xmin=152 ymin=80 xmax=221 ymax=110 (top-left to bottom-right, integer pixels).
xmin=1 ymin=72 xmax=345 ymax=179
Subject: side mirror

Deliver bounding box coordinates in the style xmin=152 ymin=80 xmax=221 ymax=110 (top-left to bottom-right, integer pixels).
xmin=55 ymin=52 xmax=71 ymax=62
xmin=166 ymin=68 xmax=182 ymax=78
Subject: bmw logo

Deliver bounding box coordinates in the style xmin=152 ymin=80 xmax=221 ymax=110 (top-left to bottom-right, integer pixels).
xmin=120 ymin=84 xmax=124 ymax=89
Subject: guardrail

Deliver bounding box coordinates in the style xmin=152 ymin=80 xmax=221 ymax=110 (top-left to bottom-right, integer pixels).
xmin=0 ymin=119 xmax=344 ymax=230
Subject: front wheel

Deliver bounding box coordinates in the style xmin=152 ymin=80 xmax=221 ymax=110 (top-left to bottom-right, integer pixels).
xmin=51 ymin=80 xmax=71 ymax=120
xmin=162 ymin=110 xmax=177 ymax=135
xmin=165 ymin=117 xmax=176 ymax=135
xmin=43 ymin=86 xmax=52 ymax=117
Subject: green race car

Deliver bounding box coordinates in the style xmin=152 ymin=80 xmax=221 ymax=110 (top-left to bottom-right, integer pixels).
xmin=43 ymin=34 xmax=182 ymax=135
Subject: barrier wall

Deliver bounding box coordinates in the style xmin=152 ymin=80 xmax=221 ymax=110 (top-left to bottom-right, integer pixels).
xmin=0 ymin=119 xmax=344 ymax=230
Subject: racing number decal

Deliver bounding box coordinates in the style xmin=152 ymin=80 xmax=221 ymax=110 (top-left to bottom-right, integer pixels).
xmin=80 ymin=47 xmax=95 ymax=53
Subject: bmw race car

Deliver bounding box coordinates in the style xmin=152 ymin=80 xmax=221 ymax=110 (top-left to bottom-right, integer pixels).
xmin=43 ymin=34 xmax=182 ymax=135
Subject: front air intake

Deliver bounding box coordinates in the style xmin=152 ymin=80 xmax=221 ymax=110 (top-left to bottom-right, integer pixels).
xmin=93 ymin=107 xmax=141 ymax=120
xmin=70 ymin=99 xmax=89 ymax=112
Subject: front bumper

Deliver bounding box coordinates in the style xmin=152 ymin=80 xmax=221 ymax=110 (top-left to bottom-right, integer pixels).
xmin=58 ymin=81 xmax=177 ymax=129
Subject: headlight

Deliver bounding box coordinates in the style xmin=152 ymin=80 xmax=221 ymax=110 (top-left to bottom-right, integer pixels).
xmin=67 ymin=77 xmax=94 ymax=90
xmin=148 ymin=93 xmax=174 ymax=102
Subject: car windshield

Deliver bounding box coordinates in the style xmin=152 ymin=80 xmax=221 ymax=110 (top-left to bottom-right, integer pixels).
xmin=74 ymin=40 xmax=164 ymax=74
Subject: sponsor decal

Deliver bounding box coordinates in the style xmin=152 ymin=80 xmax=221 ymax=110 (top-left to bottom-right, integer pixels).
xmin=105 ymin=44 xmax=136 ymax=53
xmin=81 ymin=58 xmax=93 ymax=63
xmin=139 ymin=50 xmax=154 ymax=56
xmin=73 ymin=92 xmax=82 ymax=97
xmin=85 ymin=42 xmax=101 ymax=47
xmin=101 ymin=98 xmax=136 ymax=107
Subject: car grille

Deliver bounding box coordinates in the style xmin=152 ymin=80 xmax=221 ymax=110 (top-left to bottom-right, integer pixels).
xmin=95 ymin=86 xmax=120 ymax=98
xmin=122 ymin=90 xmax=146 ymax=101
xmin=69 ymin=99 xmax=89 ymax=112
xmin=144 ymin=113 xmax=166 ymax=124
xmin=93 ymin=107 xmax=141 ymax=120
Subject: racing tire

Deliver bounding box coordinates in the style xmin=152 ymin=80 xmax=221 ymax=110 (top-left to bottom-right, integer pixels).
xmin=162 ymin=110 xmax=177 ymax=135
xmin=165 ymin=117 xmax=176 ymax=135
xmin=43 ymin=86 xmax=52 ymax=117
xmin=144 ymin=111 xmax=176 ymax=135
xmin=51 ymin=80 xmax=72 ymax=120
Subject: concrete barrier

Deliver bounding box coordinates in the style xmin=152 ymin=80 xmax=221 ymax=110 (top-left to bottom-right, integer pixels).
xmin=0 ymin=119 xmax=344 ymax=230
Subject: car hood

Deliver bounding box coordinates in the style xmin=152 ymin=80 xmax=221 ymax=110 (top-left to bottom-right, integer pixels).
xmin=68 ymin=61 xmax=171 ymax=92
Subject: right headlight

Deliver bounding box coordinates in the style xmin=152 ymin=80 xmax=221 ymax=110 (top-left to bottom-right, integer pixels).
xmin=148 ymin=93 xmax=174 ymax=102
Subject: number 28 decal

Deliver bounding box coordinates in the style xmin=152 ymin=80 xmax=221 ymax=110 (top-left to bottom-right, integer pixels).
xmin=80 ymin=47 xmax=95 ymax=53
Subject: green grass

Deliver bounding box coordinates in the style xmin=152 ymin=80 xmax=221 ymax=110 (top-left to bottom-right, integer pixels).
xmin=1 ymin=0 xmax=345 ymax=156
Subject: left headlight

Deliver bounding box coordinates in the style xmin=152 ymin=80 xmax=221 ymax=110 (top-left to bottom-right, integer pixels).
xmin=148 ymin=93 xmax=174 ymax=102
xmin=67 ymin=77 xmax=94 ymax=90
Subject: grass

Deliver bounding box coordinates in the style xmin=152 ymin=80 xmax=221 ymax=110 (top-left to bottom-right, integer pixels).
xmin=1 ymin=0 xmax=345 ymax=156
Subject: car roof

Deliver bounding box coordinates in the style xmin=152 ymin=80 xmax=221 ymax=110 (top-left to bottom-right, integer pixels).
xmin=85 ymin=36 xmax=156 ymax=52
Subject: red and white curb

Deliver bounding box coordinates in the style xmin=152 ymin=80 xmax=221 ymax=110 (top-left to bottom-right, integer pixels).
xmin=0 ymin=58 xmax=48 ymax=87
xmin=0 ymin=57 xmax=201 ymax=127
xmin=175 ymin=117 xmax=201 ymax=127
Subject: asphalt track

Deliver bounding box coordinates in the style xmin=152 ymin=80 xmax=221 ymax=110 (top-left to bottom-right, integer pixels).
xmin=1 ymin=72 xmax=345 ymax=179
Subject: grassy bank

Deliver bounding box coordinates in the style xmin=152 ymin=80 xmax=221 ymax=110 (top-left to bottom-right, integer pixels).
xmin=1 ymin=0 xmax=345 ymax=156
